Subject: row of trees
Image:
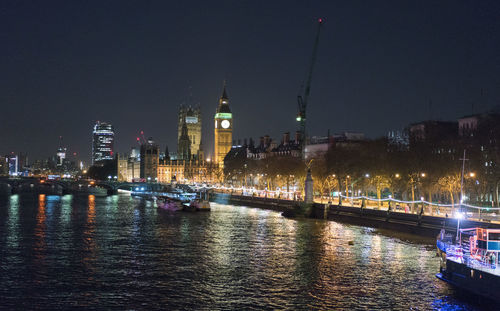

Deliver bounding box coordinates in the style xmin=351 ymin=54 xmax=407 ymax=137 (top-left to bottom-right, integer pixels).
xmin=224 ymin=136 xmax=500 ymax=207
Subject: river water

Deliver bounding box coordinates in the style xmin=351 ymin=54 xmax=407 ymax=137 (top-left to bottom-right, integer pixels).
xmin=0 ymin=194 xmax=492 ymax=310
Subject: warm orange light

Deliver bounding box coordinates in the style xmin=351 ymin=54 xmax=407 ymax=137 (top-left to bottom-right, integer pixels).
xmin=395 ymin=173 xmax=400 ymax=178
xmin=40 ymin=180 xmax=45 ymax=183
xmin=421 ymin=173 xmax=426 ymax=177
xmin=469 ymin=172 xmax=476 ymax=178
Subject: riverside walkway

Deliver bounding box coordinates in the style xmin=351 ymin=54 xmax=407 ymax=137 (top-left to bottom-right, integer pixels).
xmin=210 ymin=186 xmax=500 ymax=227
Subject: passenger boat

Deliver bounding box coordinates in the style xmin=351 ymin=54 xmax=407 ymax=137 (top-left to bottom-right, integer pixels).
xmin=131 ymin=190 xmax=156 ymax=200
xmin=132 ymin=184 xmax=209 ymax=212
xmin=191 ymin=190 xmax=211 ymax=212
xmin=156 ymin=196 xmax=182 ymax=211
xmin=436 ymin=227 xmax=500 ymax=302
xmin=183 ymin=198 xmax=211 ymax=212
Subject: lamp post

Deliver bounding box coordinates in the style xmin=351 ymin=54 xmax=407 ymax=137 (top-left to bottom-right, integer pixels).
xmin=345 ymin=175 xmax=350 ymax=202
xmin=351 ymin=174 xmax=369 ymax=206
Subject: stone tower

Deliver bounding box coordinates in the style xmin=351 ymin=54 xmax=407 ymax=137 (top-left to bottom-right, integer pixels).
xmin=177 ymin=120 xmax=191 ymax=161
xmin=214 ymin=83 xmax=233 ymax=166
xmin=177 ymin=105 xmax=202 ymax=159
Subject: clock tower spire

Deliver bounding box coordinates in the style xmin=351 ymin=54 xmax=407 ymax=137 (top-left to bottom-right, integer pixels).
xmin=214 ymin=82 xmax=233 ymax=167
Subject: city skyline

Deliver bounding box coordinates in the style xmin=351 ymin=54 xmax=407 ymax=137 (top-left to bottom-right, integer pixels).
xmin=2 ymin=1 xmax=500 ymax=162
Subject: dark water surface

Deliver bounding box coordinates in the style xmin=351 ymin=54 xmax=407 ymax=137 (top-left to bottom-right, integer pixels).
xmin=0 ymin=194 xmax=492 ymax=310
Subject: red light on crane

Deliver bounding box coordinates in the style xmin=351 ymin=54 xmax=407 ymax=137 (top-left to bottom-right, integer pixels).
xmin=318 ymin=18 xmax=323 ymax=23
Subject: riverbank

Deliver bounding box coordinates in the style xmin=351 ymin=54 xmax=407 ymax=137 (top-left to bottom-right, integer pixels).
xmin=210 ymin=192 xmax=500 ymax=237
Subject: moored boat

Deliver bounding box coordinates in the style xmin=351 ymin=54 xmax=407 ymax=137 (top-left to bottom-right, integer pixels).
xmin=436 ymin=227 xmax=500 ymax=302
xmin=156 ymin=196 xmax=182 ymax=211
xmin=183 ymin=199 xmax=211 ymax=212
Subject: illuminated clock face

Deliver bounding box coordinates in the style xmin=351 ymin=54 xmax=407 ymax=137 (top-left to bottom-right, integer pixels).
xmin=221 ymin=120 xmax=230 ymax=129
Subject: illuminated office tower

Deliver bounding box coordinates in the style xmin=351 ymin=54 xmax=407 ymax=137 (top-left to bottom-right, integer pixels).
xmin=92 ymin=121 xmax=114 ymax=164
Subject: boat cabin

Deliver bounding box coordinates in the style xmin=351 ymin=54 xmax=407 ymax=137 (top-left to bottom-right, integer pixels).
xmin=460 ymin=228 xmax=500 ymax=268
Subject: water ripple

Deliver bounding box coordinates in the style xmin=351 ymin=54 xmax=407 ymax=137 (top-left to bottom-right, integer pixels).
xmin=0 ymin=195 xmax=492 ymax=310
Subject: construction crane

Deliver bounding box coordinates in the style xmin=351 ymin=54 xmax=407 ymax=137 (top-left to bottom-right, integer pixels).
xmin=296 ymin=18 xmax=324 ymax=153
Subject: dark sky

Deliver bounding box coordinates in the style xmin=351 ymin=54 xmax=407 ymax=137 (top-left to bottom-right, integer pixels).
xmin=2 ymin=0 xmax=500 ymax=164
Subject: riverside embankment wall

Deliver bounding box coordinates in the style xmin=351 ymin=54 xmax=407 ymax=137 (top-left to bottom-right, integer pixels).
xmin=210 ymin=192 xmax=500 ymax=237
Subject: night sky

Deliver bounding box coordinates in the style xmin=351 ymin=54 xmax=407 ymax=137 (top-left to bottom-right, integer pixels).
xmin=2 ymin=0 xmax=500 ymax=163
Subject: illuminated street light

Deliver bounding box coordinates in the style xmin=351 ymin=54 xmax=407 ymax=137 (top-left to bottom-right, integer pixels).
xmin=395 ymin=173 xmax=400 ymax=178
xmin=469 ymin=172 xmax=476 ymax=178
xmin=421 ymin=173 xmax=426 ymax=177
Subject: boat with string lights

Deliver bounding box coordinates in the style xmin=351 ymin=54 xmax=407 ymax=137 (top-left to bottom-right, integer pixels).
xmin=436 ymin=227 xmax=500 ymax=301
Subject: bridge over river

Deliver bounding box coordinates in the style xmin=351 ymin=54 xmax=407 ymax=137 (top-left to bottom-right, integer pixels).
xmin=0 ymin=177 xmax=161 ymax=196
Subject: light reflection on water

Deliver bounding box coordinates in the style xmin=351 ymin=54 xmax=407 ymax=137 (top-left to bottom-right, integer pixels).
xmin=0 ymin=195 xmax=493 ymax=310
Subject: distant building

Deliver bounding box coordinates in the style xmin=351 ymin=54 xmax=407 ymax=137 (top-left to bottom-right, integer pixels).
xmin=177 ymin=120 xmax=192 ymax=161
xmin=387 ymin=130 xmax=409 ymax=151
xmin=409 ymin=121 xmax=457 ymax=144
xmin=247 ymin=135 xmax=274 ymax=159
xmin=271 ymin=132 xmax=301 ymax=158
xmin=178 ymin=105 xmax=202 ymax=159
xmin=140 ymin=138 xmax=159 ymax=181
xmin=56 ymin=147 xmax=66 ymax=166
xmin=117 ymin=154 xmax=128 ymax=182
xmin=117 ymin=148 xmax=141 ymax=182
xmin=8 ymin=154 xmax=18 ymax=176
xmin=0 ymin=156 xmax=8 ymax=176
xmin=92 ymin=121 xmax=114 ymax=164
xmin=458 ymin=115 xmax=479 ymax=138
xmin=155 ymin=98 xmax=220 ymax=183
xmin=304 ymin=135 xmax=334 ymax=161
xmin=158 ymin=158 xmax=219 ymax=184
xmin=214 ymin=83 xmax=233 ymax=166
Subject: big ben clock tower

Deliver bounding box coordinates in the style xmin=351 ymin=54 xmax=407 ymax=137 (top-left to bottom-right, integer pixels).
xmin=214 ymin=83 xmax=233 ymax=166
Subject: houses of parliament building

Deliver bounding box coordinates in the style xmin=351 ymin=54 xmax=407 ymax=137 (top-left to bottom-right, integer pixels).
xmin=118 ymin=84 xmax=233 ymax=183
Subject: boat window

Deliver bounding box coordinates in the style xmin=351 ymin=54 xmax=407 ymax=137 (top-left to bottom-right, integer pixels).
xmin=488 ymin=232 xmax=500 ymax=241
xmin=477 ymin=229 xmax=487 ymax=241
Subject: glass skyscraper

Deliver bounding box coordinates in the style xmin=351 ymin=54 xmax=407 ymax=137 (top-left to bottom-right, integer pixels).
xmin=92 ymin=121 xmax=114 ymax=164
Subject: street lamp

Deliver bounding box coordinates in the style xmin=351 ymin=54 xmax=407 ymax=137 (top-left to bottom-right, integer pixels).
xmin=351 ymin=174 xmax=369 ymax=205
xmin=108 ymin=175 xmax=112 ymax=181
